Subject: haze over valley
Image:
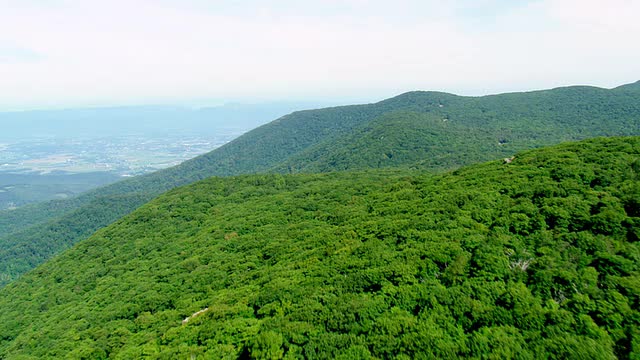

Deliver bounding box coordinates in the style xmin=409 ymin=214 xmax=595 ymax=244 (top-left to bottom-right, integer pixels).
xmin=0 ymin=102 xmax=327 ymax=209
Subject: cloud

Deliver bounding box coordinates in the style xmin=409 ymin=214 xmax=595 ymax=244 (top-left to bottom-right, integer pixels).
xmin=0 ymin=0 xmax=638 ymax=109
xmin=543 ymin=0 xmax=640 ymax=31
xmin=0 ymin=44 xmax=43 ymax=63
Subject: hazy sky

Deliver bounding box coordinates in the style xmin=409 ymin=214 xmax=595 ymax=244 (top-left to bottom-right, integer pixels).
xmin=1 ymin=0 xmax=638 ymax=110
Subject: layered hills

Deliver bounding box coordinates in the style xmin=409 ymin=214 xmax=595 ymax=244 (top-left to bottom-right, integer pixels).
xmin=0 ymin=137 xmax=638 ymax=358
xmin=1 ymin=83 xmax=640 ymax=286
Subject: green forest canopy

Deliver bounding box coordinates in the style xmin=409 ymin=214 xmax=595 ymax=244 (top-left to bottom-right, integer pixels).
xmin=0 ymin=136 xmax=638 ymax=359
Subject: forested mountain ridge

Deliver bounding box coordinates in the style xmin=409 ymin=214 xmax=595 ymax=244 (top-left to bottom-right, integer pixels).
xmin=276 ymin=84 xmax=640 ymax=172
xmin=0 ymin=137 xmax=638 ymax=359
xmin=1 ymin=82 xmax=640 ymax=287
xmin=614 ymin=80 xmax=640 ymax=92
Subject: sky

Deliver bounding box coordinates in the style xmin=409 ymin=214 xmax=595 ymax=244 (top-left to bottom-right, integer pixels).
xmin=0 ymin=0 xmax=639 ymax=110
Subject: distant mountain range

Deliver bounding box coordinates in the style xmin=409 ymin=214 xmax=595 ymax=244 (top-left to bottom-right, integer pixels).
xmin=0 ymin=101 xmax=330 ymax=140
xmin=0 ymin=82 xmax=639 ymax=287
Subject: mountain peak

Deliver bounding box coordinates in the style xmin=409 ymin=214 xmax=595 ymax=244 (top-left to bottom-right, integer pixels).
xmin=376 ymin=90 xmax=459 ymax=108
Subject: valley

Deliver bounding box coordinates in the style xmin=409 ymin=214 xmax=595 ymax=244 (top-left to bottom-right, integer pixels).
xmin=0 ymin=134 xmax=235 ymax=176
xmin=0 ymin=133 xmax=238 ymax=210
xmin=0 ymin=101 xmax=325 ymax=211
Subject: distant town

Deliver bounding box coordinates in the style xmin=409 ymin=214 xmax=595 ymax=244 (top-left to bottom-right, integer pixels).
xmin=0 ymin=131 xmax=242 ymax=176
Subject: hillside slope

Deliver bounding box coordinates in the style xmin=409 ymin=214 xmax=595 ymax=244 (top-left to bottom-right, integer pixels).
xmin=277 ymin=85 xmax=640 ymax=172
xmin=0 ymin=137 xmax=638 ymax=359
xmin=614 ymin=80 xmax=640 ymax=92
xmin=1 ymin=83 xmax=640 ymax=287
xmin=0 ymin=95 xmax=440 ymax=286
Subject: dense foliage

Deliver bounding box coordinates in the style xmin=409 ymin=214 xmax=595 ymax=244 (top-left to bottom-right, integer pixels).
xmin=277 ymin=85 xmax=640 ymax=172
xmin=0 ymin=137 xmax=638 ymax=359
xmin=0 ymin=193 xmax=153 ymax=286
xmin=1 ymin=83 xmax=639 ymax=287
